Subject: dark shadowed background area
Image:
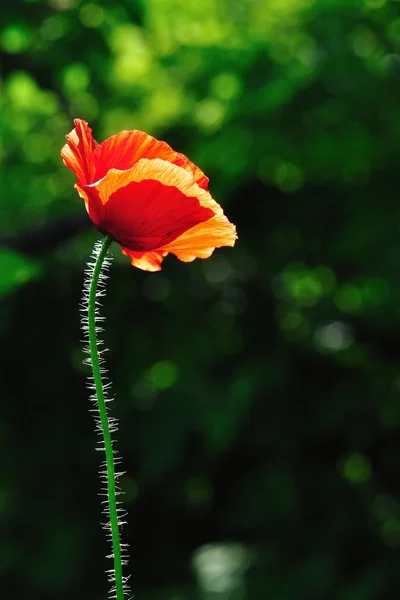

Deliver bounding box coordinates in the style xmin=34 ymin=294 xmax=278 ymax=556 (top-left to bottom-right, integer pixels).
xmin=2 ymin=0 xmax=400 ymax=598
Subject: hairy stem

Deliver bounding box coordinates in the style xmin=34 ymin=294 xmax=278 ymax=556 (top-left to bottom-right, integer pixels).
xmin=84 ymin=234 xmax=127 ymax=600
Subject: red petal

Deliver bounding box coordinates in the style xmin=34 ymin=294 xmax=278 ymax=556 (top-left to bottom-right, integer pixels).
xmin=75 ymin=184 xmax=104 ymax=228
xmin=61 ymin=119 xmax=99 ymax=184
xmin=62 ymin=120 xmax=209 ymax=191
xmin=80 ymin=157 xmax=237 ymax=266
xmin=101 ymin=177 xmax=213 ymax=251
xmin=95 ymin=130 xmax=209 ymax=189
xmin=121 ymin=249 xmax=167 ymax=271
xmin=161 ymin=211 xmax=237 ymax=262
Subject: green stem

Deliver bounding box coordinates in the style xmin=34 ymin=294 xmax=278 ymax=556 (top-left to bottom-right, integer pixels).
xmin=87 ymin=233 xmax=125 ymax=600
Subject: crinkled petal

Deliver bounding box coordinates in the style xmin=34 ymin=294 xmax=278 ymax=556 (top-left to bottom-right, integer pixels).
xmin=161 ymin=211 xmax=237 ymax=262
xmin=62 ymin=119 xmax=209 ymax=189
xmin=95 ymin=129 xmax=209 ymax=189
xmin=120 ymin=207 xmax=237 ymax=271
xmin=80 ymin=157 xmax=236 ymax=270
xmin=61 ymin=120 xmax=236 ymax=271
xmin=121 ymin=248 xmax=167 ymax=272
xmin=121 ymin=208 xmax=237 ymax=271
xmin=61 ymin=119 xmax=100 ymax=185
xmin=81 ymin=158 xmax=215 ymax=251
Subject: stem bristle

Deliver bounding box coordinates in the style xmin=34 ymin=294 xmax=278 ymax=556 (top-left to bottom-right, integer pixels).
xmin=81 ymin=238 xmax=132 ymax=600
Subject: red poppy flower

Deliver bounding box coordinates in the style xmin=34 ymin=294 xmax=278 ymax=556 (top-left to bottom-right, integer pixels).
xmin=61 ymin=119 xmax=237 ymax=271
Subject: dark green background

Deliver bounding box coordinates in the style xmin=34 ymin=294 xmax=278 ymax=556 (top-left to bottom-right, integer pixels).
xmin=2 ymin=0 xmax=400 ymax=598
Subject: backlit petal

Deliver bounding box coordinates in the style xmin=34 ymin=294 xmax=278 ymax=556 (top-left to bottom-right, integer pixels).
xmin=75 ymin=184 xmax=104 ymax=229
xmin=62 ymin=119 xmax=208 ymax=189
xmin=161 ymin=211 xmax=237 ymax=262
xmin=61 ymin=119 xmax=99 ymax=185
xmin=120 ymin=208 xmax=237 ymax=271
xmin=95 ymin=129 xmax=208 ymax=188
xmin=82 ymin=159 xmax=214 ymax=251
xmin=121 ymin=248 xmax=167 ymax=271
xmin=61 ymin=119 xmax=236 ymax=271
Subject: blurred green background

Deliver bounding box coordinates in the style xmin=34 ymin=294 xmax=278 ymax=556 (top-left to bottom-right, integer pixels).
xmin=2 ymin=0 xmax=400 ymax=598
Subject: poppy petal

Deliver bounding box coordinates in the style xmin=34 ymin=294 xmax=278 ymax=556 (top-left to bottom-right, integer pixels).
xmin=158 ymin=165 xmax=237 ymax=262
xmin=62 ymin=120 xmax=236 ymax=271
xmin=61 ymin=119 xmax=99 ymax=185
xmin=81 ymin=158 xmax=217 ymax=251
xmin=161 ymin=210 xmax=237 ymax=262
xmin=122 ymin=205 xmax=237 ymax=271
xmin=75 ymin=184 xmax=104 ymax=229
xmin=62 ymin=119 xmax=209 ymax=189
xmin=95 ymin=129 xmax=209 ymax=189
xmin=121 ymin=248 xmax=168 ymax=272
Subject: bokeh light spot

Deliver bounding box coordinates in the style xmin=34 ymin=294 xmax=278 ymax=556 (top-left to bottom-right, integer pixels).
xmin=192 ymin=542 xmax=251 ymax=595
xmin=40 ymin=16 xmax=65 ymax=41
xmin=195 ymin=99 xmax=225 ymax=131
xmin=314 ymin=321 xmax=353 ymax=353
xmin=340 ymin=453 xmax=372 ymax=484
xmin=334 ymin=283 xmax=363 ymax=313
xmin=79 ymin=3 xmax=104 ymax=28
xmin=62 ymin=63 xmax=90 ymax=94
xmin=146 ymin=360 xmax=178 ymax=390
xmin=210 ymin=72 xmax=242 ymax=101
xmin=282 ymin=269 xmax=323 ymax=306
xmin=274 ymin=162 xmax=304 ymax=192
xmin=1 ymin=25 xmax=32 ymax=54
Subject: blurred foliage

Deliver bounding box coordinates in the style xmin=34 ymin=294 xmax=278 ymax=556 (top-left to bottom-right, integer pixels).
xmin=2 ymin=0 xmax=400 ymax=598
